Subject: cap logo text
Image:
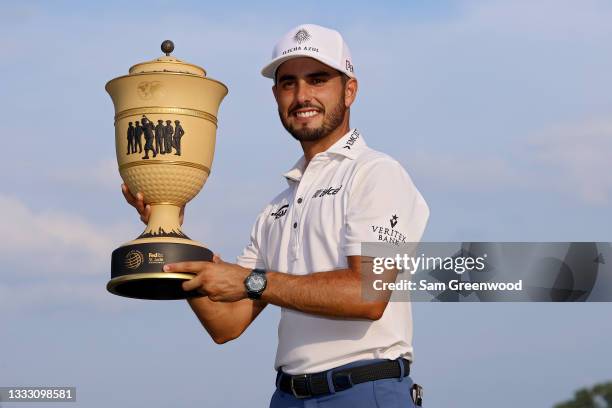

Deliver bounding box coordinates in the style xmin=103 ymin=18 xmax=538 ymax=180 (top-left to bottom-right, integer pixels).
xmin=345 ymin=59 xmax=354 ymax=73
xmin=281 ymin=46 xmax=319 ymax=56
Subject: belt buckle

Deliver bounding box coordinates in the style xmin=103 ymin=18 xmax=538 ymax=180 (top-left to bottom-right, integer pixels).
xmin=290 ymin=374 xmax=311 ymax=399
xmin=333 ymin=371 xmax=353 ymax=391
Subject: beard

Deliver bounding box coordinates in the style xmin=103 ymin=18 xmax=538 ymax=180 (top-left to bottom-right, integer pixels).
xmin=279 ymin=96 xmax=346 ymax=142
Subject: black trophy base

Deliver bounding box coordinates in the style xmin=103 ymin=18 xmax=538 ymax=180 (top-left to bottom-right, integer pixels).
xmin=108 ymin=241 xmax=213 ymax=300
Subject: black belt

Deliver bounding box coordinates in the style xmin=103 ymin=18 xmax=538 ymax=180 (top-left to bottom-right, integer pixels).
xmin=278 ymin=358 xmax=410 ymax=399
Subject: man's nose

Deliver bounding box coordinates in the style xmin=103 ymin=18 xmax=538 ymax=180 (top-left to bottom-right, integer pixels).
xmin=295 ymin=80 xmax=312 ymax=104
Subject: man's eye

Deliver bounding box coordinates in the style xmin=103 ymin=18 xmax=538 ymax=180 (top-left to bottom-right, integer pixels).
xmin=282 ymin=81 xmax=295 ymax=89
xmin=312 ymin=78 xmax=325 ymax=85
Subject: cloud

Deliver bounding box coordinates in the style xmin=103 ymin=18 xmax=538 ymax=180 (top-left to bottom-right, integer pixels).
xmin=47 ymin=158 xmax=121 ymax=191
xmin=0 ymin=194 xmax=137 ymax=312
xmin=0 ymin=194 xmax=129 ymax=276
xmin=409 ymin=116 xmax=612 ymax=206
xmin=410 ymin=149 xmax=523 ymax=191
xmin=461 ymin=0 xmax=612 ymax=39
xmin=530 ymin=119 xmax=612 ymax=205
xmin=0 ymin=281 xmax=125 ymax=314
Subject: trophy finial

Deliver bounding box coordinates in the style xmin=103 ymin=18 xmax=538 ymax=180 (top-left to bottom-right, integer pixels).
xmin=161 ymin=40 xmax=174 ymax=56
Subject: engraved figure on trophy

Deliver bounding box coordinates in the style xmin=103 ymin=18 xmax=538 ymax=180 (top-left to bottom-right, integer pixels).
xmin=164 ymin=120 xmax=174 ymax=154
xmin=173 ymin=119 xmax=184 ymax=156
xmin=134 ymin=120 xmax=143 ymax=153
xmin=141 ymin=116 xmax=157 ymax=159
xmin=126 ymin=122 xmax=135 ymax=155
xmin=155 ymin=119 xmax=166 ymax=154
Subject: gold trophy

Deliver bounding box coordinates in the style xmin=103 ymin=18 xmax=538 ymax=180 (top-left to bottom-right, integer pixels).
xmin=105 ymin=41 xmax=227 ymax=300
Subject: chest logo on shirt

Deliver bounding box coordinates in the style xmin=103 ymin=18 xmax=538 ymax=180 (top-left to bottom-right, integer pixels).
xmin=312 ymin=185 xmax=342 ymax=198
xmin=270 ymin=204 xmax=289 ymax=219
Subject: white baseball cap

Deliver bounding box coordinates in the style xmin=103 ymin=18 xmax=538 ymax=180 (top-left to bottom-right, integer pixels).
xmin=261 ymin=24 xmax=356 ymax=80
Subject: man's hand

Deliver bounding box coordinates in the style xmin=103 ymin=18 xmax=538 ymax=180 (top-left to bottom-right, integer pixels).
xmin=164 ymin=255 xmax=251 ymax=302
xmin=121 ymin=183 xmax=184 ymax=225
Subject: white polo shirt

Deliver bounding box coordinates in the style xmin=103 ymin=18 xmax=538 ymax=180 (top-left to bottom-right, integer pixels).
xmin=237 ymin=128 xmax=429 ymax=375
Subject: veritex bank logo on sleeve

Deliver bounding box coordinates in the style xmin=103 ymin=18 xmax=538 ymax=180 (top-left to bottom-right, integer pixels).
xmin=371 ymin=214 xmax=407 ymax=245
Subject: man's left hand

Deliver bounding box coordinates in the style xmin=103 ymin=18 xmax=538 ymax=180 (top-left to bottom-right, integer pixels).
xmin=163 ymin=256 xmax=251 ymax=302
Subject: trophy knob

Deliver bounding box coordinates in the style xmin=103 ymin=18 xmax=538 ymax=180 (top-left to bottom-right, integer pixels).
xmin=161 ymin=40 xmax=174 ymax=56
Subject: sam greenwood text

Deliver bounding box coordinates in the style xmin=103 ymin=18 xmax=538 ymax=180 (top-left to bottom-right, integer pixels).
xmin=372 ymin=279 xmax=524 ymax=292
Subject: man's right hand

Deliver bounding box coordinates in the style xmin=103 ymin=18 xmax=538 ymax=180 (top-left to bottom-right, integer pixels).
xmin=121 ymin=183 xmax=185 ymax=225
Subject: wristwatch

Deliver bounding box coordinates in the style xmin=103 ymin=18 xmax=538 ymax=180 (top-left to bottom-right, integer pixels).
xmin=244 ymin=269 xmax=267 ymax=299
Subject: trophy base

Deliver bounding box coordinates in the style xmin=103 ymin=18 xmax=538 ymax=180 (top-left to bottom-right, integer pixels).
xmin=108 ymin=240 xmax=213 ymax=300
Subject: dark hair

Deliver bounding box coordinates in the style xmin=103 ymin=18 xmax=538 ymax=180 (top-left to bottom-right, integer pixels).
xmin=340 ymin=73 xmax=350 ymax=86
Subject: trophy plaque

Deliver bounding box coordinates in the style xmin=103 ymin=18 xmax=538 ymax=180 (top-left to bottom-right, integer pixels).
xmin=105 ymin=40 xmax=227 ymax=300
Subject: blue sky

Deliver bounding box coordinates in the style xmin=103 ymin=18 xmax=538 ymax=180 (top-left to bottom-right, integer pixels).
xmin=1 ymin=1 xmax=611 ymax=407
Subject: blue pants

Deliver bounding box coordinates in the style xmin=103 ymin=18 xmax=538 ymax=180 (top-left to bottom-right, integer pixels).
xmin=269 ymin=359 xmax=418 ymax=408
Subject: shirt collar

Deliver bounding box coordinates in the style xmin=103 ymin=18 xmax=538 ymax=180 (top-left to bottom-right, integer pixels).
xmin=282 ymin=129 xmax=366 ymax=183
xmin=283 ymin=156 xmax=307 ymax=183
xmin=325 ymin=128 xmax=366 ymax=160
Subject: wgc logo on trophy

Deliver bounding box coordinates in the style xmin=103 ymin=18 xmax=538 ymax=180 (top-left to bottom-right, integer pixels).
xmin=105 ymin=40 xmax=227 ymax=299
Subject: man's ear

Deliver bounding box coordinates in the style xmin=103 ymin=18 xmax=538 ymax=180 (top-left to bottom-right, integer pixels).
xmin=344 ymin=78 xmax=358 ymax=108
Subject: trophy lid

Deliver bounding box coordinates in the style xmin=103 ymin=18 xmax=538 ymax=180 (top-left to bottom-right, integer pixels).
xmin=128 ymin=40 xmax=207 ymax=77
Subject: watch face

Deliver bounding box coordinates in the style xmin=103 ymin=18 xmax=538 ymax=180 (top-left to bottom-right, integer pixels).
xmin=247 ymin=274 xmax=266 ymax=292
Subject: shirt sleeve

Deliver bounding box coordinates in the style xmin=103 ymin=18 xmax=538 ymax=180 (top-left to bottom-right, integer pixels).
xmin=342 ymin=158 xmax=430 ymax=257
xmin=236 ymin=205 xmax=268 ymax=270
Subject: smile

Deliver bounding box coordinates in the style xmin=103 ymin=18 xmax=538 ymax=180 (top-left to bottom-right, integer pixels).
xmin=293 ymin=109 xmax=320 ymax=118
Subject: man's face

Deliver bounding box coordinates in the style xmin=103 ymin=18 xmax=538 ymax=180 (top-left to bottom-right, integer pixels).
xmin=273 ymin=57 xmax=352 ymax=142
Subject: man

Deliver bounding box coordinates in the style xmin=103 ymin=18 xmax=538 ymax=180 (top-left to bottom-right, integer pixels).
xmin=164 ymin=120 xmax=174 ymax=155
xmin=140 ymin=116 xmax=156 ymax=159
xmin=173 ymin=119 xmax=184 ymax=156
xmin=126 ymin=121 xmax=135 ymax=155
xmin=133 ymin=120 xmax=143 ymax=153
xmin=122 ymin=24 xmax=428 ymax=407
xmin=154 ymin=119 xmax=166 ymax=154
